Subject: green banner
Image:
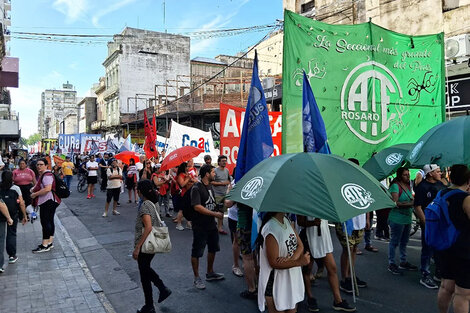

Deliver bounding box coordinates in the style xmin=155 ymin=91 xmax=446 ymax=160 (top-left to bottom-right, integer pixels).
xmin=282 ymin=10 xmax=445 ymax=163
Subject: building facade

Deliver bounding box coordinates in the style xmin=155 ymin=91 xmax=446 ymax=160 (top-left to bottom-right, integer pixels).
xmin=92 ymin=28 xmax=190 ymax=136
xmin=78 ymin=96 xmax=97 ymax=133
xmin=64 ymin=112 xmax=78 ymax=134
xmin=0 ymin=0 xmax=20 ymax=152
xmin=38 ymin=82 xmax=78 ymax=139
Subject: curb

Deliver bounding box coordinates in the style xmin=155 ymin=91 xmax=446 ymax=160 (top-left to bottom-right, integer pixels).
xmin=55 ymin=212 xmax=117 ymax=313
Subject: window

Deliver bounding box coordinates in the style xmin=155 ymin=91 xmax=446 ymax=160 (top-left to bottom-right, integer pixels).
xmin=301 ymin=1 xmax=315 ymax=13
xmin=443 ymin=0 xmax=459 ymax=12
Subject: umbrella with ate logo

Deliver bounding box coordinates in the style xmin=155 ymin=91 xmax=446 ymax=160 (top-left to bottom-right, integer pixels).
xmin=362 ymin=143 xmax=414 ymax=181
xmin=229 ymin=152 xmax=395 ymax=221
xmin=228 ymin=152 xmax=395 ymax=303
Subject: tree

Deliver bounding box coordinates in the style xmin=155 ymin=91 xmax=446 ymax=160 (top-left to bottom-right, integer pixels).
xmin=26 ymin=133 xmax=42 ymax=145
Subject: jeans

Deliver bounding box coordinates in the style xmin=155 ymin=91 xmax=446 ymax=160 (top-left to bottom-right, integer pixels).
xmin=159 ymin=193 xmax=170 ymax=215
xmin=64 ymin=175 xmax=73 ymax=190
xmin=420 ymin=223 xmax=433 ymax=276
xmin=388 ymin=221 xmax=411 ymax=265
xmin=138 ymin=252 xmax=166 ymax=306
xmin=39 ymin=200 xmax=59 ymax=240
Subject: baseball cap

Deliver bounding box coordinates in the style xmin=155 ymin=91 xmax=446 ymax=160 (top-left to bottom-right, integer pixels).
xmin=423 ymin=164 xmax=439 ymax=176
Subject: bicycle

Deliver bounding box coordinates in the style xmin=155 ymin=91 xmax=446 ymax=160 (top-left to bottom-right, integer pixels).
xmin=77 ymin=173 xmax=88 ymax=193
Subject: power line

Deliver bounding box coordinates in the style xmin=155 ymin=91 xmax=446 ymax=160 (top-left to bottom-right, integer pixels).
xmin=161 ymin=25 xmax=282 ymax=108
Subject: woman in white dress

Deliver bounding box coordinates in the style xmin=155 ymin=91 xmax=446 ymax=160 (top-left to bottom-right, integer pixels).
xmin=257 ymin=212 xmax=310 ymax=313
xmin=297 ymin=215 xmax=355 ymax=312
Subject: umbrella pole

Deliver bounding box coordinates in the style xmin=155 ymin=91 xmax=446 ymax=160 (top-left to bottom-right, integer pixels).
xmin=344 ymin=222 xmax=358 ymax=303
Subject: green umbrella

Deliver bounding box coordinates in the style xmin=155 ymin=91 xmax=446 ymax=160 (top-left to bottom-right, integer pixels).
xmin=407 ymin=116 xmax=470 ymax=168
xmin=229 ymin=153 xmax=395 ymax=222
xmin=362 ymin=143 xmax=414 ymax=181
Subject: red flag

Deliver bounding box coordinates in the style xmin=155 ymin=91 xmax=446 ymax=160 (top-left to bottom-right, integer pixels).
xmin=144 ymin=110 xmax=158 ymax=159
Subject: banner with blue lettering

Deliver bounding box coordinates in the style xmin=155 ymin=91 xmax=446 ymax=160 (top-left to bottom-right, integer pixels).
xmin=58 ymin=134 xmax=81 ymax=153
xmin=166 ymin=120 xmax=218 ymax=164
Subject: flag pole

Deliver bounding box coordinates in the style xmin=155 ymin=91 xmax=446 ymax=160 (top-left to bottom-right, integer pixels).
xmin=344 ymin=222 xmax=358 ymax=303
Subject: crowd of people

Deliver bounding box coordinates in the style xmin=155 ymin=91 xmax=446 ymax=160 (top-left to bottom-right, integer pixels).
xmin=0 ymin=151 xmax=469 ymax=313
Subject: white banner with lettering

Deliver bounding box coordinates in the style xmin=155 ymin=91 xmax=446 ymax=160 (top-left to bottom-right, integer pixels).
xmin=166 ymin=120 xmax=218 ymax=164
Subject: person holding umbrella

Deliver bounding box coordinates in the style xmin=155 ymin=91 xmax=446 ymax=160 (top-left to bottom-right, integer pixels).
xmin=387 ymin=167 xmax=418 ymax=275
xmin=257 ymin=211 xmax=310 ymax=313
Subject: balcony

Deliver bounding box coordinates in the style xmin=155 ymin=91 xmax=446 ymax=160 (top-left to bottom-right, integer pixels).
xmin=4 ymin=0 xmax=11 ymax=11
xmin=102 ymin=84 xmax=119 ymax=101
xmin=91 ymin=120 xmax=104 ymax=130
xmin=0 ymin=115 xmax=20 ymax=137
xmin=3 ymin=17 xmax=11 ymax=27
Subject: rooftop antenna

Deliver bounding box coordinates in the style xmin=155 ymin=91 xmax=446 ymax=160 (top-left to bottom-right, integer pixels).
xmin=163 ymin=0 xmax=167 ymax=33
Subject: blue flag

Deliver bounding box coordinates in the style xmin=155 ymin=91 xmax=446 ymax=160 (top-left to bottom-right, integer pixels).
xmin=302 ymin=71 xmax=331 ymax=154
xmin=235 ymin=51 xmax=274 ymax=250
xmin=235 ymin=51 xmax=274 ymax=182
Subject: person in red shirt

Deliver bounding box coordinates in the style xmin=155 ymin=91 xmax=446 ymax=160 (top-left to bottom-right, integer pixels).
xmin=172 ymin=162 xmax=197 ymax=231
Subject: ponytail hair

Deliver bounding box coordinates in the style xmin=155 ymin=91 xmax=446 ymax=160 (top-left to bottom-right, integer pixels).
xmin=137 ymin=179 xmax=158 ymax=203
xmin=254 ymin=211 xmax=277 ymax=250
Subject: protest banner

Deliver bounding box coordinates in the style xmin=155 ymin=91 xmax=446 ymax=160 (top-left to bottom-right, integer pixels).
xmin=282 ymin=10 xmax=445 ymax=163
xmin=58 ymin=134 xmax=81 ymax=153
xmin=166 ymin=120 xmax=218 ymax=164
xmin=220 ymin=102 xmax=282 ymax=173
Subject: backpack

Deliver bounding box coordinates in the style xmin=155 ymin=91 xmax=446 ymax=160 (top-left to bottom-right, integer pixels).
xmin=0 ymin=189 xmax=19 ymax=220
xmin=41 ymin=172 xmax=70 ymax=199
xmin=182 ymin=188 xmax=194 ymax=221
xmin=425 ymin=189 xmax=465 ymax=251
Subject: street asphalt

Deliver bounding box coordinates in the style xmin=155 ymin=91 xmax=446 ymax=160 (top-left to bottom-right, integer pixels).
xmin=56 ymin=179 xmax=440 ymax=313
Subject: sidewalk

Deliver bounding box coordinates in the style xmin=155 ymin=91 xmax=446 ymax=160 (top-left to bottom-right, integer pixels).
xmin=0 ymin=204 xmax=112 ymax=313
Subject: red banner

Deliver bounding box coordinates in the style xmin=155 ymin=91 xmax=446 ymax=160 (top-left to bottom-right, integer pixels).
xmin=220 ymin=103 xmax=282 ymax=174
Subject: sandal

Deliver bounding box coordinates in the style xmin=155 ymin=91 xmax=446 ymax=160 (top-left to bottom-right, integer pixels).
xmin=365 ymin=245 xmax=379 ymax=252
xmin=356 ymin=249 xmax=363 ymax=255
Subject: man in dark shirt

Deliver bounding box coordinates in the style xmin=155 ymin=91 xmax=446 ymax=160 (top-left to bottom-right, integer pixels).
xmin=190 ymin=164 xmax=225 ymax=290
xmin=414 ymin=164 xmax=445 ymax=289
xmin=99 ymin=153 xmax=110 ymax=191
xmin=436 ymin=164 xmax=470 ymax=313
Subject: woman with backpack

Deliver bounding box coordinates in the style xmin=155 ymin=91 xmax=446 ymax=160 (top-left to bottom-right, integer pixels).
xmin=31 ymin=158 xmax=61 ymax=253
xmin=387 ymin=167 xmax=418 ymax=275
xmin=133 ymin=179 xmax=171 ymax=313
xmin=0 ymin=171 xmax=27 ymax=269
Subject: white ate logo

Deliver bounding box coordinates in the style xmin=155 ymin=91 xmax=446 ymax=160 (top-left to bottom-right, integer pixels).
xmin=341 ymin=183 xmax=375 ymax=210
xmin=241 ymin=177 xmax=264 ymax=200
xmin=385 ymin=153 xmax=403 ymax=166
xmin=341 ymin=61 xmax=403 ymax=144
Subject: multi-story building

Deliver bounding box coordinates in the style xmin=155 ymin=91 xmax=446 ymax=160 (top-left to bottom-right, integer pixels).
xmin=63 ymin=112 xmax=78 ymax=134
xmin=92 ymin=27 xmax=190 ymax=136
xmin=38 ymin=82 xmax=78 ymax=138
xmin=0 ymin=0 xmax=20 ymax=152
xmin=78 ymin=92 xmax=97 ymax=134
xmin=253 ymin=0 xmax=470 ymax=116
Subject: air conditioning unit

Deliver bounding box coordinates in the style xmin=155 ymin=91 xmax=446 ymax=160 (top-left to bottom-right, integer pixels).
xmin=445 ymin=34 xmax=470 ymax=59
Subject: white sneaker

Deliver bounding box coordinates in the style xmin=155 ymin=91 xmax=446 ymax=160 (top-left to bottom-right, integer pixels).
xmin=232 ymin=266 xmax=243 ymax=277
xmin=176 ymin=224 xmax=184 ymax=231
xmin=102 ymin=212 xmax=107 ymax=217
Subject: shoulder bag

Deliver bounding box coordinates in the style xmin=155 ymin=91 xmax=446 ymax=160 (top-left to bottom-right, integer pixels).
xmin=141 ymin=202 xmax=172 ymax=254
